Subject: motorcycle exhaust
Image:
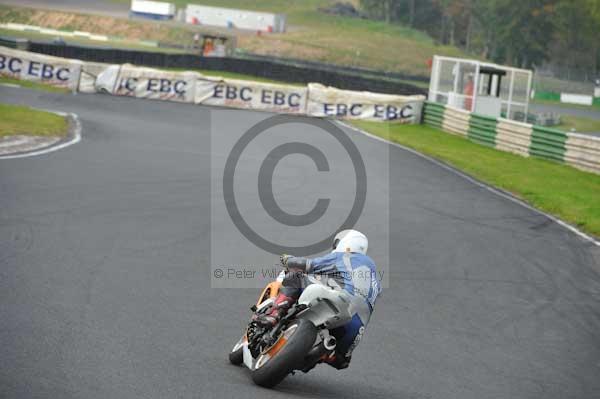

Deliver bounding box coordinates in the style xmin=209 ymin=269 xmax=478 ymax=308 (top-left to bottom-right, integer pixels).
xmin=305 ymin=342 xmax=326 ymax=360
xmin=303 ymin=335 xmax=336 ymax=370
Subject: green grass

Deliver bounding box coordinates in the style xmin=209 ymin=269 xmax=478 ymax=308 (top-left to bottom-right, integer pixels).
xmin=532 ymin=91 xmax=600 ymax=111
xmin=351 ymin=120 xmax=600 ymax=237
xmin=3 ymin=2 xmax=469 ymax=77
xmin=533 ymin=98 xmax=600 ymax=111
xmin=0 ymin=76 xmax=70 ymax=93
xmin=235 ymin=4 xmax=467 ymax=76
xmin=0 ymin=103 xmax=68 ymax=137
xmin=0 ymin=28 xmax=188 ymax=54
xmin=557 ymin=115 xmax=600 ymax=133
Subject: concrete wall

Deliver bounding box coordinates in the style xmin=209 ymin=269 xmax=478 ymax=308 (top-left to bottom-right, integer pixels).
xmin=185 ymin=4 xmax=285 ymax=32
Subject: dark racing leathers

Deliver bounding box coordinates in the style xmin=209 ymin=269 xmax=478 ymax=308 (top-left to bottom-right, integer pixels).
xmin=268 ymin=252 xmax=381 ymax=369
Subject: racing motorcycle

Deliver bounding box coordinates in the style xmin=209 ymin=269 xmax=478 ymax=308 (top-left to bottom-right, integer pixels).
xmin=228 ymin=271 xmax=355 ymax=388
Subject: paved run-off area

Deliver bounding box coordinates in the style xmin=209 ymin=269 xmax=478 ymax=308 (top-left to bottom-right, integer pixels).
xmin=1 ymin=86 xmax=599 ymax=399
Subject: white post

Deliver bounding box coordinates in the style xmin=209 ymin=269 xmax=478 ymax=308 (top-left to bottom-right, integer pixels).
xmin=471 ymin=62 xmax=480 ymax=112
xmin=507 ymin=70 xmax=515 ymax=120
xmin=453 ymin=61 xmax=460 ymax=94
xmin=429 ymin=56 xmax=440 ymax=102
xmin=524 ymin=71 xmax=532 ymax=122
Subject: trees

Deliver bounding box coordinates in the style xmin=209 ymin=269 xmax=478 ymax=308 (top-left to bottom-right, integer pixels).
xmin=551 ymin=1 xmax=594 ymax=71
xmin=358 ymin=0 xmax=599 ymax=72
xmin=583 ymin=0 xmax=600 ymax=72
xmin=493 ymin=0 xmax=556 ymax=67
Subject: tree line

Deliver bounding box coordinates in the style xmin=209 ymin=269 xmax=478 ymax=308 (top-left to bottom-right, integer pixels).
xmin=360 ymin=0 xmax=600 ymax=74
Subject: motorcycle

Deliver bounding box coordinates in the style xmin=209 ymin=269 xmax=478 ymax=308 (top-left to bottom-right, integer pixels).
xmin=228 ymin=271 xmax=357 ymax=388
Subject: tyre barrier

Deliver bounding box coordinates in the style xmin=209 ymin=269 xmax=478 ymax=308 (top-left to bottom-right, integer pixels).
xmin=0 ymin=46 xmax=424 ymax=124
xmin=423 ymin=101 xmax=600 ymax=174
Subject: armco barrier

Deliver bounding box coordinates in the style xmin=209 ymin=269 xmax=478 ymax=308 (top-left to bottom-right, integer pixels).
xmin=0 ymin=36 xmax=28 ymax=50
xmin=25 ymin=42 xmax=426 ymax=96
xmin=423 ymin=101 xmax=600 ymax=174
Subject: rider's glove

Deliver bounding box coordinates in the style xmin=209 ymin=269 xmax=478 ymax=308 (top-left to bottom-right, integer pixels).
xmin=280 ymin=254 xmax=292 ymax=268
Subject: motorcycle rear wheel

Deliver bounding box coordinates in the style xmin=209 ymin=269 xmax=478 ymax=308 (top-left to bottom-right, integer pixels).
xmin=250 ymin=318 xmax=317 ymax=388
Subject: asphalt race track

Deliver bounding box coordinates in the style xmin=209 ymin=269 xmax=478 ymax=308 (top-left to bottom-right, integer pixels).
xmin=1 ymin=86 xmax=600 ymax=399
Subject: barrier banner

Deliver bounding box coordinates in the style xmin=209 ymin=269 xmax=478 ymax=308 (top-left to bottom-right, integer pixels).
xmin=194 ymin=76 xmax=221 ymax=104
xmin=78 ymin=61 xmax=112 ymax=93
xmin=197 ymin=78 xmax=308 ymax=114
xmin=0 ymin=46 xmax=81 ymax=90
xmin=306 ymin=83 xmax=424 ymax=123
xmin=97 ymin=64 xmax=199 ymax=103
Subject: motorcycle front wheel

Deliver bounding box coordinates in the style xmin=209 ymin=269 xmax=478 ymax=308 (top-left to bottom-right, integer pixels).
xmin=228 ymin=336 xmax=245 ymax=365
xmin=250 ymin=318 xmax=317 ymax=388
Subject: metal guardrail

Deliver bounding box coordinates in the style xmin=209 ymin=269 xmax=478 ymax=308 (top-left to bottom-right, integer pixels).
xmin=0 ymin=36 xmax=28 ymax=50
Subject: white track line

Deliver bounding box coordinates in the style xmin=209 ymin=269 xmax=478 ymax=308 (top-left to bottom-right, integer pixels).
xmin=0 ymin=111 xmax=81 ymax=160
xmin=0 ymin=136 xmax=30 ymax=148
xmin=338 ymin=121 xmax=600 ymax=247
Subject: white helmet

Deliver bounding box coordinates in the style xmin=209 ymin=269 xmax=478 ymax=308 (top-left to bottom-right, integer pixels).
xmin=332 ymin=229 xmax=368 ymax=255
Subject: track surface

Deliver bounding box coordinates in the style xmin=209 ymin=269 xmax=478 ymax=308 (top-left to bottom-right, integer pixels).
xmin=1 ymin=86 xmax=600 ymax=399
xmin=531 ymin=102 xmax=600 ymax=120
xmin=0 ymin=0 xmax=129 ymax=18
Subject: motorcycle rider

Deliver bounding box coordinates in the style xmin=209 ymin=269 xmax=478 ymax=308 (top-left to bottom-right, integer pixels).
xmin=254 ymin=229 xmax=381 ymax=369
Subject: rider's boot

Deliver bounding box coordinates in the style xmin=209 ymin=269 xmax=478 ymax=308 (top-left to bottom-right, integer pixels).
xmin=323 ymin=353 xmax=351 ymax=369
xmin=253 ymin=292 xmax=297 ymax=327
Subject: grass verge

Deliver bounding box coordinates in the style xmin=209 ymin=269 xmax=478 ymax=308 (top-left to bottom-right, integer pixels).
xmin=1 ymin=2 xmax=468 ymax=76
xmin=0 ymin=103 xmax=68 ymax=137
xmin=0 ymin=76 xmax=70 ymax=93
xmin=351 ymin=120 xmax=600 ymax=237
xmin=557 ymin=115 xmax=600 ymax=134
xmin=196 ymin=0 xmax=468 ymax=76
